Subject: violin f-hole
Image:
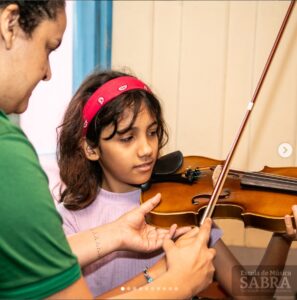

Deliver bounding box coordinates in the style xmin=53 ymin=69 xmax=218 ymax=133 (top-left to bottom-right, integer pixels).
xmin=192 ymin=189 xmax=231 ymax=205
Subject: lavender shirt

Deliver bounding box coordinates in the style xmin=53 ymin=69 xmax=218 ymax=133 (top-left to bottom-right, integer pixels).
xmin=57 ymin=188 xmax=222 ymax=296
xmin=57 ymin=189 xmax=163 ymax=296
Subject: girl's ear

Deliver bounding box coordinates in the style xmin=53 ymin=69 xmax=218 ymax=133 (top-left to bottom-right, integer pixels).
xmin=0 ymin=4 xmax=20 ymax=49
xmin=82 ymin=140 xmax=100 ymax=161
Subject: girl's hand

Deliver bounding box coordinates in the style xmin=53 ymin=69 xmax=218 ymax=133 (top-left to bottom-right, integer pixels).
xmin=115 ymin=193 xmax=191 ymax=252
xmin=284 ymin=205 xmax=297 ymax=241
xmin=163 ymin=218 xmax=216 ymax=296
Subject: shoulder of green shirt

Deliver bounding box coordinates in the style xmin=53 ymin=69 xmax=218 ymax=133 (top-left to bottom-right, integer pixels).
xmin=0 ymin=263 xmax=81 ymax=299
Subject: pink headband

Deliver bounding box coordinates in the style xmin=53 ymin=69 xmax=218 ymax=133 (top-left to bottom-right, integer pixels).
xmin=82 ymin=76 xmax=152 ymax=136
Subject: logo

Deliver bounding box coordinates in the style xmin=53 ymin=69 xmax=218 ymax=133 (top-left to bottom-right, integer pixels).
xmin=98 ymin=97 xmax=104 ymax=105
xmin=118 ymin=85 xmax=128 ymax=91
xmin=83 ymin=120 xmax=88 ymax=128
xmin=232 ymin=265 xmax=296 ymax=297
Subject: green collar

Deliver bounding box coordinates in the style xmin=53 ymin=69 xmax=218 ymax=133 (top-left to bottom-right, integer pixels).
xmin=0 ymin=110 xmax=8 ymax=120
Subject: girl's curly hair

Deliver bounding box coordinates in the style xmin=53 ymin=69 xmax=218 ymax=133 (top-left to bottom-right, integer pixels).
xmin=57 ymin=70 xmax=168 ymax=210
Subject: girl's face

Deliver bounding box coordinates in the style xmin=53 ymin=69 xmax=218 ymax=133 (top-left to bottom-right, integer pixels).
xmin=98 ymin=102 xmax=159 ymax=193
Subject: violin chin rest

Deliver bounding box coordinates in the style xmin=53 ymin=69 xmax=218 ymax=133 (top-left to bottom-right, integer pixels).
xmin=140 ymin=181 xmax=151 ymax=192
xmin=153 ymin=150 xmax=183 ymax=176
xmin=140 ymin=151 xmax=183 ymax=192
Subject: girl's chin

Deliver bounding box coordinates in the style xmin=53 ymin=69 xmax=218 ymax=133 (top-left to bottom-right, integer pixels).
xmin=135 ymin=174 xmax=152 ymax=184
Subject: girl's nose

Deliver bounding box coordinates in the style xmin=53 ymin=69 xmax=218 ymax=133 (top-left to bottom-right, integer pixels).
xmin=138 ymin=137 xmax=153 ymax=158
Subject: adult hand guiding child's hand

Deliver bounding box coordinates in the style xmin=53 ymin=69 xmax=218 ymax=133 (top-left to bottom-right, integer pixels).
xmin=115 ymin=193 xmax=191 ymax=253
xmin=163 ymin=218 xmax=216 ymax=297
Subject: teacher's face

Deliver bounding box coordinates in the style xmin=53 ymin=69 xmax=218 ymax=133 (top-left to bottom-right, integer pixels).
xmin=0 ymin=6 xmax=66 ymax=114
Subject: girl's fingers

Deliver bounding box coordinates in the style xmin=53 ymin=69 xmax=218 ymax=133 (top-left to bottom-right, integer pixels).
xmin=284 ymin=214 xmax=295 ymax=236
xmin=139 ymin=193 xmax=161 ymax=215
xmin=178 ymin=226 xmax=200 ymax=241
xmin=174 ymin=226 xmax=192 ymax=238
xmin=292 ymin=205 xmax=297 ymax=227
xmin=167 ymin=224 xmax=178 ymax=239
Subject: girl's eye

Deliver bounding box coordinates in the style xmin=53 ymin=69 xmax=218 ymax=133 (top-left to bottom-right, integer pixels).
xmin=120 ymin=136 xmax=133 ymax=143
xmin=148 ymin=129 xmax=158 ymax=136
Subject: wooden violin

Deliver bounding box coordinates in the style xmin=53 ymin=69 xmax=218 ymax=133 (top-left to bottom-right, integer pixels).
xmin=141 ymin=154 xmax=297 ymax=232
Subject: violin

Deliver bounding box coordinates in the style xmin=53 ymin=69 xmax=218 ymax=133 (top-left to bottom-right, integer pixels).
xmin=141 ymin=153 xmax=297 ymax=232
xmin=141 ymin=1 xmax=296 ymax=234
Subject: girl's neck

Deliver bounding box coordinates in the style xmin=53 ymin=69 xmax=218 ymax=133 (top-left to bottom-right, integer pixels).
xmin=101 ymin=179 xmax=139 ymax=193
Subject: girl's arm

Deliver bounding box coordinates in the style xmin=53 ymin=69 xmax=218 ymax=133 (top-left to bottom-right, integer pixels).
xmin=66 ymin=194 xmax=190 ymax=267
xmin=51 ymin=219 xmax=216 ymax=300
xmin=100 ymin=223 xmax=223 ymax=298
xmin=99 ymin=258 xmax=167 ymax=298
xmin=109 ymin=220 xmax=216 ymax=299
xmin=214 ymin=204 xmax=297 ymax=300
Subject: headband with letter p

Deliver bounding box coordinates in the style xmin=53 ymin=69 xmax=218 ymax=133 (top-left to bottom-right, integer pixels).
xmin=82 ymin=76 xmax=152 ymax=136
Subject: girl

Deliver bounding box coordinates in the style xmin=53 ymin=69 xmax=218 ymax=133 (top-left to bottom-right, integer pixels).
xmin=56 ymin=69 xmax=178 ymax=296
xmin=56 ymin=69 xmax=220 ymax=296
xmin=57 ymin=69 xmax=295 ymax=299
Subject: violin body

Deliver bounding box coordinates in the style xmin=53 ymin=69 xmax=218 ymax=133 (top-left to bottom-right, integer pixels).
xmin=141 ymin=155 xmax=297 ymax=232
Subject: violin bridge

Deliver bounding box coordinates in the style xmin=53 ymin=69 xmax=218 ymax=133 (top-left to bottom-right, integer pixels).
xmin=212 ymin=165 xmax=223 ymax=187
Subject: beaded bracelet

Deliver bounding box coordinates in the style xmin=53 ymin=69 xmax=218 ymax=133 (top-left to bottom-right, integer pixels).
xmin=143 ymin=266 xmax=153 ymax=283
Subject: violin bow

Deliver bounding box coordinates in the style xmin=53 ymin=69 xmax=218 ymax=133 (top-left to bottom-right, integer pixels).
xmin=200 ymin=0 xmax=296 ymax=225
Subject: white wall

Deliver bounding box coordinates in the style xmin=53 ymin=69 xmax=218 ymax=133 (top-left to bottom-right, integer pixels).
xmin=20 ymin=2 xmax=73 ymax=199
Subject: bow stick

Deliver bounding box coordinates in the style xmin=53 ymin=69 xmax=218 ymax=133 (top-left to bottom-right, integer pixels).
xmin=200 ymin=0 xmax=296 ymax=225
